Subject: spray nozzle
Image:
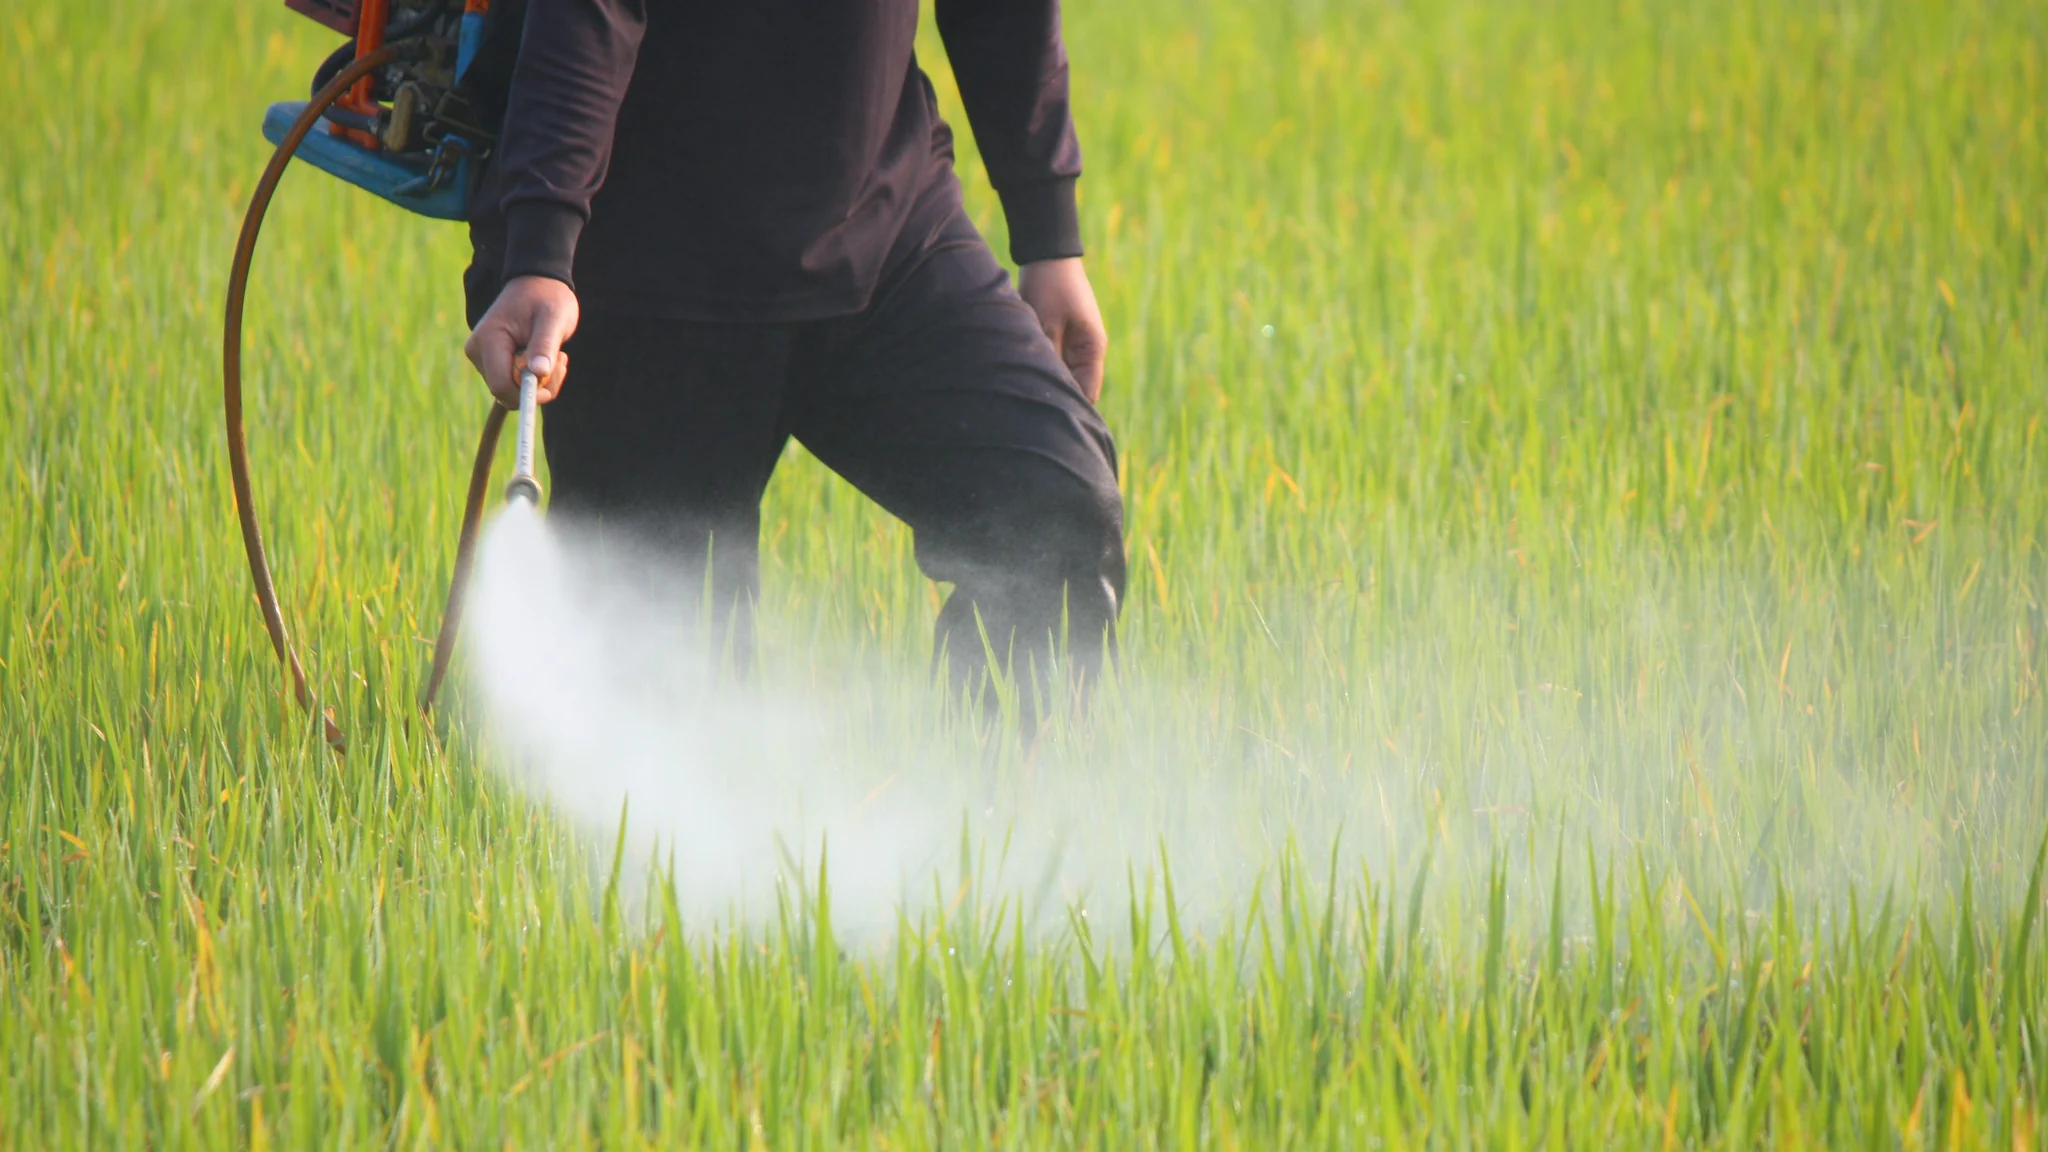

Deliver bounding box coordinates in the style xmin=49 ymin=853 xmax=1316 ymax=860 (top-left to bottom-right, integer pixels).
xmin=504 ymin=367 xmax=543 ymax=506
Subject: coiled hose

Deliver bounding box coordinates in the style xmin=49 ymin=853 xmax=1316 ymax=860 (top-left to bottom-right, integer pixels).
xmin=224 ymin=41 xmax=506 ymax=754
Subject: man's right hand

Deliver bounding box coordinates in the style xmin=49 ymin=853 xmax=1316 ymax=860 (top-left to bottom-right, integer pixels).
xmin=465 ymin=275 xmax=581 ymax=407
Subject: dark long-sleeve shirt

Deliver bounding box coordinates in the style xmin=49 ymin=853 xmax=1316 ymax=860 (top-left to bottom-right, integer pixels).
xmin=477 ymin=0 xmax=1083 ymax=322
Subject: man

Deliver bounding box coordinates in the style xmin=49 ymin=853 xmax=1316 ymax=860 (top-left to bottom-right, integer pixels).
xmin=461 ymin=1 xmax=1124 ymax=715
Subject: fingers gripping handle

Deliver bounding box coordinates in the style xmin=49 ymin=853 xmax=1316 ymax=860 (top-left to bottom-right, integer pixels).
xmin=504 ymin=368 xmax=543 ymax=505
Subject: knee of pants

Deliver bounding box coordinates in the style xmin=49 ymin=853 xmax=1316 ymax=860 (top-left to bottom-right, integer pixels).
xmin=923 ymin=458 xmax=1126 ymax=612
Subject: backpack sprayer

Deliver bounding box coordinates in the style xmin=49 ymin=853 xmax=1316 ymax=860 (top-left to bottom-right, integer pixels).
xmin=224 ymin=0 xmax=536 ymax=752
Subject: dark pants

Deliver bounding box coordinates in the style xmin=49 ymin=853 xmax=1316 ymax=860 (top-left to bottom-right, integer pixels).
xmin=509 ymin=209 xmax=1125 ymax=714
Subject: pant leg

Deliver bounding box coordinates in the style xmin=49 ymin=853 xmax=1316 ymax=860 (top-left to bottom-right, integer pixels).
xmin=787 ymin=210 xmax=1126 ymax=720
xmin=541 ymin=313 xmax=796 ymax=664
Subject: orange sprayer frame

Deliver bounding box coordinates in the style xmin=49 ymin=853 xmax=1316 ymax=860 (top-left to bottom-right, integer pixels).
xmin=332 ymin=0 xmax=389 ymax=149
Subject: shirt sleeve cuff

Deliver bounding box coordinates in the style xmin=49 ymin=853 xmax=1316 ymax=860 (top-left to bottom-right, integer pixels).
xmin=998 ymin=177 xmax=1084 ymax=265
xmin=501 ymin=201 xmax=585 ymax=288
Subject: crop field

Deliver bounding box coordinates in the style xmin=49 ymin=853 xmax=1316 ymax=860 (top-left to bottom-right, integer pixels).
xmin=7 ymin=0 xmax=2048 ymax=1145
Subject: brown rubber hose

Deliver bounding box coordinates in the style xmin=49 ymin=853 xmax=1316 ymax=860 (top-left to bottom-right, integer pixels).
xmin=418 ymin=404 xmax=507 ymax=715
xmin=226 ymin=40 xmax=502 ymax=754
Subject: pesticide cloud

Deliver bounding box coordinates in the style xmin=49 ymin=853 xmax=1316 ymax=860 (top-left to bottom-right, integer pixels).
xmin=465 ymin=503 xmax=2002 ymax=939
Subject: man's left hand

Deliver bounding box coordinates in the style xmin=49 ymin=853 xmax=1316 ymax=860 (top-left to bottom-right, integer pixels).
xmin=1017 ymin=257 xmax=1108 ymax=405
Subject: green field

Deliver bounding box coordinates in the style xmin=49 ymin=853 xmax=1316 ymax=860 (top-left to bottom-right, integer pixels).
xmin=7 ymin=0 xmax=2048 ymax=1145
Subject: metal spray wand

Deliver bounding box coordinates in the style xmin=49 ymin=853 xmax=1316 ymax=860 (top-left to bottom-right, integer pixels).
xmin=504 ymin=366 xmax=543 ymax=505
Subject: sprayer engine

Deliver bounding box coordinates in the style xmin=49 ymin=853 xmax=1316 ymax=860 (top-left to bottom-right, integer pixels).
xmin=270 ymin=0 xmax=502 ymax=220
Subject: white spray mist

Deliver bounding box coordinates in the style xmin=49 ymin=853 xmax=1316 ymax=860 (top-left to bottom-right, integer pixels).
xmin=464 ymin=502 xmax=1985 ymax=943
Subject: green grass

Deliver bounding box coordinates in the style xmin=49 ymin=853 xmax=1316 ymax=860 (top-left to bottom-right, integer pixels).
xmin=6 ymin=0 xmax=2048 ymax=1144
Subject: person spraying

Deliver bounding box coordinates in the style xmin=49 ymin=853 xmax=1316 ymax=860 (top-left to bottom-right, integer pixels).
xmin=462 ymin=0 xmax=1126 ymax=718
